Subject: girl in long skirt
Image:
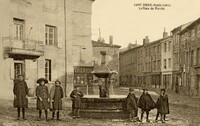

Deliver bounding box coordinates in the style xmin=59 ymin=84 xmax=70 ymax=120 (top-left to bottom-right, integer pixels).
xmin=36 ymin=78 xmax=50 ymax=121
xmin=50 ymin=80 xmax=64 ymax=120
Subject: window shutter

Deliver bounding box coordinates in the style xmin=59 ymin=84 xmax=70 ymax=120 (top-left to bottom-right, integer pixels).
xmin=37 ymin=59 xmax=45 ymax=78
xmin=52 ymin=60 xmax=57 ymax=81
xmin=54 ymin=27 xmax=58 ymax=47
xmin=25 ymin=60 xmax=30 ymax=80
xmin=10 ymin=59 xmax=14 ymax=80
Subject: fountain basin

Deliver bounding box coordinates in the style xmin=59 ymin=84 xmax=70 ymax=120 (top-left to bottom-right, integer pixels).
xmin=80 ymin=95 xmax=129 ymax=119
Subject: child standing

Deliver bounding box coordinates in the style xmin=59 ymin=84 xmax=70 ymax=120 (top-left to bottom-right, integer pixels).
xmin=36 ymin=78 xmax=50 ymax=121
xmin=70 ymin=86 xmax=83 ymax=119
xmin=50 ymin=80 xmax=64 ymax=120
xmin=126 ymin=87 xmax=138 ymax=122
xmin=155 ymin=89 xmax=169 ymax=123
xmin=138 ymin=88 xmax=156 ymax=122
xmin=13 ymin=75 xmax=29 ymax=120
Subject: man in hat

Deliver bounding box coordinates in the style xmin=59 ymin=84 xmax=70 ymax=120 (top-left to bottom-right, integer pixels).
xmin=13 ymin=74 xmax=29 ymax=120
xmin=138 ymin=88 xmax=155 ymax=122
xmin=155 ymin=88 xmax=169 ymax=123
xmin=36 ymin=78 xmax=50 ymax=121
xmin=126 ymin=87 xmax=139 ymax=122
xmin=70 ymin=86 xmax=83 ymax=118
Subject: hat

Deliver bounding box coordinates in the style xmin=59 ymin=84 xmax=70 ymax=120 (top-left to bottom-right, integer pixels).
xmin=37 ymin=78 xmax=48 ymax=84
xmin=129 ymin=87 xmax=134 ymax=91
xmin=161 ymin=88 xmax=166 ymax=92
xmin=55 ymin=79 xmax=61 ymax=84
xmin=142 ymin=87 xmax=148 ymax=91
xmin=18 ymin=74 xmax=24 ymax=77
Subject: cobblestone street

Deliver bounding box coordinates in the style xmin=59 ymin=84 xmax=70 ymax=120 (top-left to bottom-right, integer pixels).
xmin=0 ymin=87 xmax=200 ymax=126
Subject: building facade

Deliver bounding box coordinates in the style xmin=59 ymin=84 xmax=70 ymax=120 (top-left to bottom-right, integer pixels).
xmin=161 ymin=36 xmax=173 ymax=90
xmin=179 ymin=18 xmax=200 ymax=96
xmin=0 ymin=0 xmax=95 ymax=99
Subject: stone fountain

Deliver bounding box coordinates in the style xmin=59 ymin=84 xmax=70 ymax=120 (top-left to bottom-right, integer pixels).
xmin=80 ymin=51 xmax=129 ymax=119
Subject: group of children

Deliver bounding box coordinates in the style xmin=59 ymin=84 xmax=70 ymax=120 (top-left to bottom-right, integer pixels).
xmin=13 ymin=74 xmax=169 ymax=122
xmin=13 ymin=75 xmax=64 ymax=121
xmin=13 ymin=74 xmax=84 ymax=121
xmin=126 ymin=87 xmax=169 ymax=123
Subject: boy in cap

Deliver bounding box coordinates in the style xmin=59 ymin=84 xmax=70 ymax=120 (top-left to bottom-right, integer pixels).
xmin=138 ymin=88 xmax=155 ymax=122
xmin=155 ymin=88 xmax=169 ymax=123
xmin=126 ymin=87 xmax=139 ymax=122
xmin=13 ymin=74 xmax=29 ymax=120
xmin=70 ymin=86 xmax=83 ymax=118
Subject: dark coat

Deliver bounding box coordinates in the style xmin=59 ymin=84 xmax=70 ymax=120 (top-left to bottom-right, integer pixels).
xmin=138 ymin=93 xmax=156 ymax=111
xmin=13 ymin=80 xmax=28 ymax=108
xmin=126 ymin=93 xmax=138 ymax=111
xmin=156 ymin=94 xmax=169 ymax=114
xmin=50 ymin=86 xmax=64 ymax=110
xmin=70 ymin=90 xmax=83 ymax=109
xmin=36 ymin=85 xmax=50 ymax=110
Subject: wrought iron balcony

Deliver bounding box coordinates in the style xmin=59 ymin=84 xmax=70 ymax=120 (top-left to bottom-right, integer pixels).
xmin=2 ymin=36 xmax=44 ymax=59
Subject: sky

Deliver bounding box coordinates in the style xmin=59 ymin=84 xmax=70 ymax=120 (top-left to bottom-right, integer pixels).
xmin=91 ymin=0 xmax=200 ymax=48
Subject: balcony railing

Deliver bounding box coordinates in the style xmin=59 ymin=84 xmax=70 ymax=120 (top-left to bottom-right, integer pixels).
xmin=2 ymin=36 xmax=44 ymax=57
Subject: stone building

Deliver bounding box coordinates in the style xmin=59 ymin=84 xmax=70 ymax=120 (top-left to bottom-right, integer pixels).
xmin=171 ymin=22 xmax=193 ymax=92
xmin=142 ymin=37 xmax=161 ymax=88
xmin=119 ymin=36 xmax=162 ymax=88
xmin=0 ymin=0 xmax=95 ymax=99
xmin=119 ymin=44 xmax=142 ymax=87
xmin=161 ymin=35 xmax=173 ymax=90
xmin=179 ymin=17 xmax=200 ymax=96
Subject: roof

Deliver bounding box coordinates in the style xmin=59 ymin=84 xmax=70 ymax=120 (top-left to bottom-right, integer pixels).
xmin=92 ymin=40 xmax=121 ymax=48
xmin=179 ymin=17 xmax=200 ymax=34
xmin=171 ymin=21 xmax=193 ymax=34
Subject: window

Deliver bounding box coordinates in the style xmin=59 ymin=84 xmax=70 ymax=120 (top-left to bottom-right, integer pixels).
xmin=157 ymin=60 xmax=160 ymax=70
xmin=168 ymin=58 xmax=171 ymax=68
xmin=45 ymin=25 xmax=57 ymax=46
xmin=191 ymin=50 xmax=194 ymax=65
xmin=164 ymin=59 xmax=167 ymax=69
xmin=13 ymin=18 xmax=25 ymax=40
xmin=14 ymin=63 xmax=23 ymax=79
xmin=154 ymin=61 xmax=156 ymax=70
xmin=157 ymin=45 xmax=160 ymax=53
xmin=198 ymin=25 xmax=200 ymax=38
xmin=191 ymin=29 xmax=195 ymax=41
xmin=154 ymin=46 xmax=156 ymax=54
xmin=45 ymin=59 xmax=51 ymax=81
xmin=164 ymin=43 xmax=167 ymax=52
xmin=168 ymin=41 xmax=171 ymax=51
xmin=197 ymin=48 xmax=200 ymax=65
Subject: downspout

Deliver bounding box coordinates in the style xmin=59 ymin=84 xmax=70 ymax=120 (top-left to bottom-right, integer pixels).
xmin=64 ymin=0 xmax=67 ymax=97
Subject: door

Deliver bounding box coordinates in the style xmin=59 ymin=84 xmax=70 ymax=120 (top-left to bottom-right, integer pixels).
xmin=14 ymin=60 xmax=24 ymax=79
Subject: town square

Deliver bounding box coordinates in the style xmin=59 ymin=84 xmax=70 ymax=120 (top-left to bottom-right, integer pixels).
xmin=0 ymin=0 xmax=200 ymax=126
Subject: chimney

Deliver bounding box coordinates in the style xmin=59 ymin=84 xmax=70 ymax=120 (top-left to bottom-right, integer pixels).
xmin=163 ymin=27 xmax=168 ymax=38
xmin=109 ymin=35 xmax=113 ymax=45
xmin=143 ymin=36 xmax=149 ymax=45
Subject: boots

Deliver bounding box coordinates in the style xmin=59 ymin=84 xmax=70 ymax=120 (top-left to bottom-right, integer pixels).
xmin=17 ymin=108 xmax=20 ymax=120
xmin=146 ymin=111 xmax=150 ymax=122
xmin=161 ymin=114 xmax=165 ymax=123
xmin=22 ymin=108 xmax=26 ymax=120
xmin=52 ymin=111 xmax=55 ymax=120
xmin=45 ymin=110 xmax=49 ymax=121
xmin=57 ymin=111 xmax=60 ymax=120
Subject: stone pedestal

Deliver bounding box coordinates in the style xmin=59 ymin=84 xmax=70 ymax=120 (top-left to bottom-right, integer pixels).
xmin=80 ymin=96 xmax=129 ymax=119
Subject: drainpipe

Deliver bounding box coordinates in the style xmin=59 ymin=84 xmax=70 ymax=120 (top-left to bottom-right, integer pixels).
xmin=64 ymin=0 xmax=67 ymax=97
